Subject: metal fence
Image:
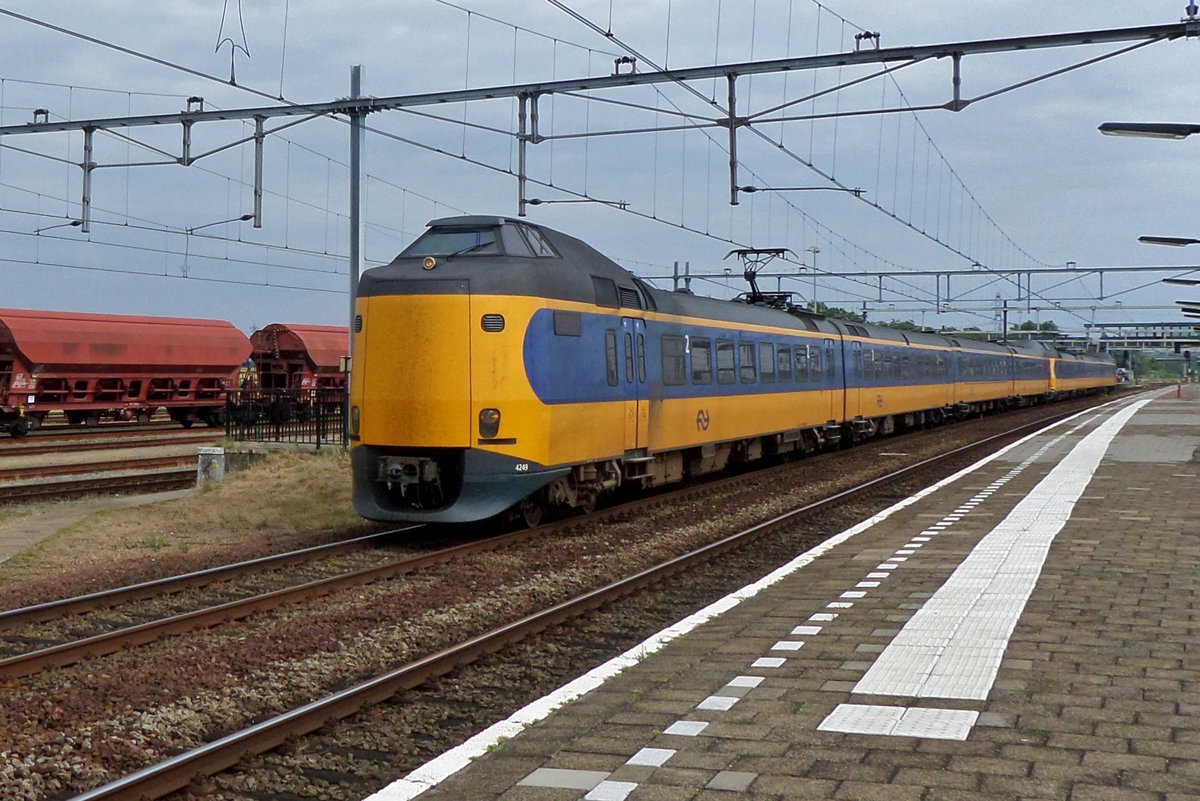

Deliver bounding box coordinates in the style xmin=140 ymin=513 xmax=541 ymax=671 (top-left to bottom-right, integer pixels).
xmin=224 ymin=388 xmax=348 ymax=448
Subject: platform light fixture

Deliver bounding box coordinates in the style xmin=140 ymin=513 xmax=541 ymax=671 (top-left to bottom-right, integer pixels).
xmin=32 ymin=219 xmax=83 ymax=235
xmin=738 ymin=185 xmax=864 ymax=197
xmin=1098 ymin=122 xmax=1200 ymax=139
xmin=1139 ymin=236 xmax=1200 ymax=247
xmin=186 ymin=213 xmax=255 ymax=235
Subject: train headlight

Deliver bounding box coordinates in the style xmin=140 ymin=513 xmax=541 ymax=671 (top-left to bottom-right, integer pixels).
xmin=479 ymin=408 xmax=501 ymax=438
xmin=423 ymin=256 xmax=437 ymax=271
xmin=350 ymin=405 xmax=360 ymax=436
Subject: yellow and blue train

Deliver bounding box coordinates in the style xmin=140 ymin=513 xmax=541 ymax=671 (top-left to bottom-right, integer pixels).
xmin=349 ymin=216 xmax=1115 ymax=525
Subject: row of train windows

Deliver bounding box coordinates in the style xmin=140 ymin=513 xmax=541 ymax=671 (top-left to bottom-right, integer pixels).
xmin=596 ymin=329 xmax=1048 ymax=388
xmin=660 ymin=336 xmax=832 ymax=387
xmin=854 ymin=348 xmax=950 ymax=382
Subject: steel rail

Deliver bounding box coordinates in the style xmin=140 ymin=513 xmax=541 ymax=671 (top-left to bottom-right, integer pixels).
xmin=0 ymin=430 xmax=215 ymax=456
xmin=0 ymin=454 xmax=194 ymax=482
xmin=0 ymin=528 xmax=418 ymax=631
xmin=66 ymin=407 xmax=1087 ymax=801
xmin=0 ymin=526 xmax=536 ymax=678
xmin=0 ymin=469 xmax=196 ymax=503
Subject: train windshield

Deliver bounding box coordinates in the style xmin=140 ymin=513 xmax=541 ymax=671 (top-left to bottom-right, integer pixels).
xmin=400 ymin=223 xmax=558 ymax=259
xmin=401 ymin=227 xmax=501 ymax=257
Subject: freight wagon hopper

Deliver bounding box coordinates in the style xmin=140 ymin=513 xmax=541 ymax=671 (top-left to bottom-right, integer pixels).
xmin=250 ymin=323 xmax=348 ymax=390
xmin=0 ymin=308 xmax=251 ymax=437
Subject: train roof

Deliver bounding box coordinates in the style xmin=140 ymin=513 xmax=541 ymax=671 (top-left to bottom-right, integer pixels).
xmin=0 ymin=308 xmax=251 ymax=369
xmin=359 ymin=216 xmax=634 ymax=302
xmin=250 ymin=323 xmax=348 ymax=371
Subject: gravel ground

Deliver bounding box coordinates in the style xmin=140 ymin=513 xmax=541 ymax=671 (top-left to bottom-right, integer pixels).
xmin=0 ymin=396 xmax=1124 ymax=801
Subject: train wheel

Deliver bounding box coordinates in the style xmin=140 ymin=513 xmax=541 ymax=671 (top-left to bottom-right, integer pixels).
xmin=519 ymin=497 xmax=545 ymax=528
xmin=9 ymin=417 xmax=31 ymax=438
xmin=84 ymin=413 xmax=101 ymax=427
xmin=179 ymin=418 xmax=195 ymax=429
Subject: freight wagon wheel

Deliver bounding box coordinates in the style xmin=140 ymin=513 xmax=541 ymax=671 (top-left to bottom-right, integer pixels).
xmin=179 ymin=418 xmax=195 ymax=428
xmin=9 ymin=417 xmax=31 ymax=438
xmin=84 ymin=413 xmax=101 ymax=427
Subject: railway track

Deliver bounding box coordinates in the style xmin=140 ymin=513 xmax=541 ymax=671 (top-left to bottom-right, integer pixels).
xmin=0 ymin=415 xmax=222 ymax=504
xmin=0 ymin=469 xmax=196 ymax=503
xmin=0 ymin=426 xmax=216 ymax=457
xmin=49 ymin=402 xmax=1101 ymax=801
xmin=0 ymin=527 xmax=423 ymax=677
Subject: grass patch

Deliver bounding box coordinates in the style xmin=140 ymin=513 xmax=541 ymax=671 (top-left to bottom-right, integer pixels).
xmin=0 ymin=449 xmax=367 ymax=588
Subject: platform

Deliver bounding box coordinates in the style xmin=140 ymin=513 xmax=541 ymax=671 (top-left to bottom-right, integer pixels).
xmin=370 ymin=385 xmax=1199 ymax=801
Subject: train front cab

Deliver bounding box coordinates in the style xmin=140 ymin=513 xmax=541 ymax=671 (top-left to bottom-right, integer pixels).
xmin=350 ymin=216 xmax=654 ymax=524
xmin=352 ymin=284 xmax=559 ymax=523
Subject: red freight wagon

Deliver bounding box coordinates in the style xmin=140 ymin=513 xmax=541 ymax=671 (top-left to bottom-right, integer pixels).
xmin=249 ymin=323 xmax=348 ymax=390
xmin=0 ymin=308 xmax=251 ymax=437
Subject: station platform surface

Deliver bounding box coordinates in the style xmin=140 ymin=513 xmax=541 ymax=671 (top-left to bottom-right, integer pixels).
xmin=371 ymin=385 xmax=1199 ymax=801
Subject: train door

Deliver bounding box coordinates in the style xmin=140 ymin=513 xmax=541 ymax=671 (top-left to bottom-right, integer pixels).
xmin=621 ymin=317 xmax=648 ymax=451
xmin=842 ymin=339 xmax=859 ymax=422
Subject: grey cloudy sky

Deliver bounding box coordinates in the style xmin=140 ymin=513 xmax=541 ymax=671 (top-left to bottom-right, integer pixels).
xmin=1 ymin=1 xmax=1197 ymax=335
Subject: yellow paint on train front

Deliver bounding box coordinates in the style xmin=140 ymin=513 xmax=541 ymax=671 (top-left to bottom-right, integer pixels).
xmin=468 ymin=295 xmax=628 ymax=467
xmin=352 ymin=294 xmax=471 ymax=447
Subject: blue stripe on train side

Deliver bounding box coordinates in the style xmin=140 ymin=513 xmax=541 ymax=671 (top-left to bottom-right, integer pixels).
xmin=524 ymin=308 xmax=977 ymax=405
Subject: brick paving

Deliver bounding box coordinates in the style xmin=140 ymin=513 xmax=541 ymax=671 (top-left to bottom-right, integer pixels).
xmin=371 ymin=386 xmax=1200 ymax=801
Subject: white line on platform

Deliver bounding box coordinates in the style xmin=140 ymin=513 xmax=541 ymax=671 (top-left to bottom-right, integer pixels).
xmin=363 ymin=395 xmax=1151 ymax=801
xmin=846 ymin=397 xmax=1148 ymax=702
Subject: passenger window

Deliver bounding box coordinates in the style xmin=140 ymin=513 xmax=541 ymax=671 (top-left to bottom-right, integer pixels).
xmin=691 ymin=338 xmax=713 ymax=385
xmin=624 ymin=332 xmax=634 ymax=383
xmin=794 ymin=346 xmax=808 ymax=382
xmin=758 ymin=342 xmax=775 ymax=383
xmin=810 ymin=346 xmax=823 ymax=379
xmin=605 ymin=330 xmax=618 ymax=386
xmin=739 ymin=341 xmax=756 ymax=383
xmin=716 ymin=339 xmax=735 ymax=384
xmin=825 ymin=342 xmax=835 ymax=379
xmin=777 ymin=346 xmax=791 ymax=382
xmin=662 ymin=335 xmax=686 ymax=386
